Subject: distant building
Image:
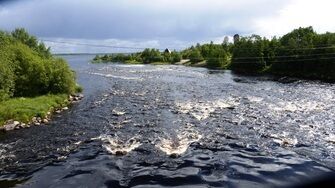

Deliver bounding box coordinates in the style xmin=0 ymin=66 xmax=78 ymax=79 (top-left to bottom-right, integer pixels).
xmin=233 ymin=34 xmax=240 ymax=44
xmin=164 ymin=48 xmax=171 ymax=54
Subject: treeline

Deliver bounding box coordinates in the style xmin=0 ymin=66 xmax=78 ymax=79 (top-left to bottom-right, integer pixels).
xmin=0 ymin=28 xmax=78 ymax=101
xmin=231 ymin=27 xmax=335 ymax=80
xmin=92 ymin=26 xmax=335 ymax=81
xmin=93 ymin=48 xmax=182 ymax=64
xmin=181 ymin=41 xmax=232 ymax=68
xmin=93 ymin=42 xmax=232 ymax=68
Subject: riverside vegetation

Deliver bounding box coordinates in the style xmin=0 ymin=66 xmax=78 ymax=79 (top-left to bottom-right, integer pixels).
xmin=93 ymin=26 xmax=335 ymax=81
xmin=0 ymin=28 xmax=82 ymax=130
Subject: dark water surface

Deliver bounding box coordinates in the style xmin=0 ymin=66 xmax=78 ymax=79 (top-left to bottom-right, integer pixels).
xmin=0 ymin=55 xmax=334 ymax=187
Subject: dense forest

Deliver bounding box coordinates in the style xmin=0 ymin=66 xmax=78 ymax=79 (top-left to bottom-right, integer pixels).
xmin=93 ymin=26 xmax=335 ymax=81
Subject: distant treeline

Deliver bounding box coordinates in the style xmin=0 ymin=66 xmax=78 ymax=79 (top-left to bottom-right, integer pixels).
xmin=93 ymin=49 xmax=181 ymax=64
xmin=93 ymin=26 xmax=335 ymax=81
xmin=0 ymin=28 xmax=79 ymax=101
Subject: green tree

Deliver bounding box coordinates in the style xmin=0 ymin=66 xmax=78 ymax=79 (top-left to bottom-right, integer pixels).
xmin=11 ymin=28 xmax=51 ymax=58
xmin=141 ymin=48 xmax=163 ymax=63
xmin=0 ymin=28 xmax=77 ymax=100
xmin=189 ymin=49 xmax=204 ymax=63
xmin=171 ymin=51 xmax=182 ymax=63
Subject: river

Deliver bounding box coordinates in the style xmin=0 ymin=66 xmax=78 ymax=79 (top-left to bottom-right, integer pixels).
xmin=0 ymin=55 xmax=334 ymax=187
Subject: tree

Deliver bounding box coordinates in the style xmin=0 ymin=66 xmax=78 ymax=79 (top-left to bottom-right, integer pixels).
xmin=11 ymin=28 xmax=51 ymax=58
xmin=189 ymin=49 xmax=204 ymax=63
xmin=171 ymin=51 xmax=182 ymax=63
xmin=0 ymin=28 xmax=77 ymax=99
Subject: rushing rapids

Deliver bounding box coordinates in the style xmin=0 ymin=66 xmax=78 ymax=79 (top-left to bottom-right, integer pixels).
xmin=0 ymin=55 xmax=334 ymax=187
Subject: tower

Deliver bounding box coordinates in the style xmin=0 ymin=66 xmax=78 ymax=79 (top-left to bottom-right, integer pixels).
xmin=233 ymin=34 xmax=240 ymax=44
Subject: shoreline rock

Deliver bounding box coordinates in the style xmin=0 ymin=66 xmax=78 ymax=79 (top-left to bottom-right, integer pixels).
xmin=0 ymin=93 xmax=84 ymax=132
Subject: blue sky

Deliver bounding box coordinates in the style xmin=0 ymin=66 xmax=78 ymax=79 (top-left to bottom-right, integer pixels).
xmin=0 ymin=0 xmax=334 ymax=53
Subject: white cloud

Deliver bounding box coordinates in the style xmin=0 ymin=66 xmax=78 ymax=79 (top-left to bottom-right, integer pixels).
xmin=254 ymin=0 xmax=335 ymax=37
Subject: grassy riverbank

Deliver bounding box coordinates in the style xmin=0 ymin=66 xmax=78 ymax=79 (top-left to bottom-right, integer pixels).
xmin=0 ymin=94 xmax=68 ymax=126
xmin=0 ymin=28 xmax=82 ymax=128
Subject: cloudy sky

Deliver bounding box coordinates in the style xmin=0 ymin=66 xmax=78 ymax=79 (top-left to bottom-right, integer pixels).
xmin=0 ymin=0 xmax=334 ymax=53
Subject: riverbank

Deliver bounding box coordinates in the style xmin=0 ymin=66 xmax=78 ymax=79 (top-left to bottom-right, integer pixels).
xmin=0 ymin=93 xmax=84 ymax=131
xmin=0 ymin=28 xmax=83 ymax=131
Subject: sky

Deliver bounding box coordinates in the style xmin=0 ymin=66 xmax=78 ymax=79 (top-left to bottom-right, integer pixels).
xmin=0 ymin=0 xmax=334 ymax=53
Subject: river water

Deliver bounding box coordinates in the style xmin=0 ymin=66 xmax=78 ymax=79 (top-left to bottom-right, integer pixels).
xmin=0 ymin=55 xmax=335 ymax=187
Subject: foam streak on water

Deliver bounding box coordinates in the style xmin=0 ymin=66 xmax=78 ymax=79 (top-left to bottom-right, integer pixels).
xmin=94 ymin=135 xmax=141 ymax=155
xmin=156 ymin=126 xmax=202 ymax=156
xmin=175 ymin=98 xmax=239 ymax=121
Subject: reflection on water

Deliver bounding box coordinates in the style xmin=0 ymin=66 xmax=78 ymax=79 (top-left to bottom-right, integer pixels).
xmin=0 ymin=55 xmax=334 ymax=187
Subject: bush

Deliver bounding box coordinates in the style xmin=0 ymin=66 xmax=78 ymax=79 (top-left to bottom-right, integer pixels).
xmin=141 ymin=48 xmax=164 ymax=63
xmin=10 ymin=43 xmax=49 ymax=96
xmin=11 ymin=28 xmax=51 ymax=58
xmin=46 ymin=57 xmax=76 ymax=94
xmin=0 ymin=28 xmax=78 ymax=101
xmin=171 ymin=51 xmax=182 ymax=63
xmin=189 ymin=49 xmax=204 ymax=63
xmin=0 ymin=61 xmax=15 ymax=101
xmin=207 ymin=58 xmax=226 ymax=68
xmin=0 ymin=34 xmax=15 ymax=100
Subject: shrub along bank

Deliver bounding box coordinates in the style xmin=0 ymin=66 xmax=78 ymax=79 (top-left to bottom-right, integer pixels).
xmin=0 ymin=28 xmax=81 ymax=128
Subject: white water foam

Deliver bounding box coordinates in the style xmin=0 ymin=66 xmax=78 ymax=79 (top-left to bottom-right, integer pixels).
xmin=175 ymin=98 xmax=239 ymax=121
xmin=93 ymin=135 xmax=141 ymax=155
xmin=0 ymin=143 xmax=15 ymax=160
xmin=268 ymin=133 xmax=298 ymax=146
xmin=247 ymin=96 xmax=264 ymax=103
xmin=156 ymin=125 xmax=202 ymax=156
xmin=268 ymin=100 xmax=325 ymax=113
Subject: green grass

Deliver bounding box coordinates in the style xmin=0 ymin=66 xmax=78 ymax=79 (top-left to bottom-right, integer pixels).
xmin=0 ymin=94 xmax=69 ymax=126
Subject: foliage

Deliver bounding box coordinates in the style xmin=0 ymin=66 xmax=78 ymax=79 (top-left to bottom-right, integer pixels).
xmin=92 ymin=26 xmax=335 ymax=81
xmin=0 ymin=28 xmax=77 ymax=101
xmin=0 ymin=60 xmax=15 ymax=101
xmin=188 ymin=49 xmax=204 ymax=63
xmin=93 ymin=48 xmax=182 ymax=64
xmin=181 ymin=42 xmax=231 ymax=67
xmin=171 ymin=51 xmax=182 ymax=63
xmin=141 ymin=48 xmax=164 ymax=63
xmin=46 ymin=57 xmax=77 ymax=95
xmin=231 ymin=35 xmax=268 ymax=72
xmin=230 ymin=26 xmax=335 ymax=80
xmin=11 ymin=28 xmax=51 ymax=58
